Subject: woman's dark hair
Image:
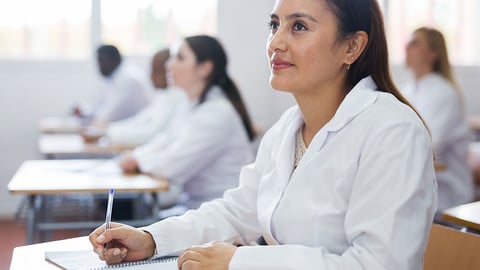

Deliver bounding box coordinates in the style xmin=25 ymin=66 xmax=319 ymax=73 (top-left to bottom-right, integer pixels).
xmin=185 ymin=35 xmax=255 ymax=141
xmin=325 ymin=0 xmax=416 ymax=111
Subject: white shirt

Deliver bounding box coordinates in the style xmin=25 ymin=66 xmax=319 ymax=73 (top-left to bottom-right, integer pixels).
xmin=92 ymin=62 xmax=153 ymax=123
xmin=144 ymin=77 xmax=437 ymax=270
xmin=134 ymin=86 xmax=254 ymax=209
xmin=106 ymin=88 xmax=185 ymax=146
xmin=402 ymin=73 xmax=473 ymax=210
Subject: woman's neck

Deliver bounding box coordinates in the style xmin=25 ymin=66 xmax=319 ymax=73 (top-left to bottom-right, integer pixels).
xmin=294 ymin=81 xmax=347 ymax=147
xmin=185 ymin=81 xmax=208 ymax=101
xmin=413 ymin=66 xmax=433 ymax=80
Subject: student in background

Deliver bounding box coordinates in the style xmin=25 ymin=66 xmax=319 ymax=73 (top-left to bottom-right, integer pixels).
xmin=118 ymin=35 xmax=255 ymax=210
xmin=73 ymin=45 xmax=152 ymax=126
xmin=402 ymin=27 xmax=474 ymax=211
xmin=97 ymin=49 xmax=185 ymax=147
xmin=90 ymin=0 xmax=436 ymax=269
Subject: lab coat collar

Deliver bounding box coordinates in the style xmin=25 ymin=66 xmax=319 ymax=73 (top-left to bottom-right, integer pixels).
xmin=325 ymin=76 xmax=378 ymax=133
xmin=293 ymin=76 xmax=379 ymax=156
xmin=189 ymin=85 xmax=224 ymax=107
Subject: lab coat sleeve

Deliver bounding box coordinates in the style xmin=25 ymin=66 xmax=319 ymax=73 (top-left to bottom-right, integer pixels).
xmin=229 ymin=118 xmax=437 ymax=270
xmin=94 ymin=77 xmax=144 ymax=123
xmin=142 ymin=121 xmax=281 ymax=256
xmin=107 ymin=92 xmax=179 ymax=146
xmin=134 ymin=100 xmax=245 ymax=184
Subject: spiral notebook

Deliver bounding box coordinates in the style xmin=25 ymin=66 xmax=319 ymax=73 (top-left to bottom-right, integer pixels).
xmin=45 ymin=250 xmax=178 ymax=270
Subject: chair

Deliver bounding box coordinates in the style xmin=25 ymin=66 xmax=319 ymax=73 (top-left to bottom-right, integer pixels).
xmin=424 ymin=223 xmax=480 ymax=270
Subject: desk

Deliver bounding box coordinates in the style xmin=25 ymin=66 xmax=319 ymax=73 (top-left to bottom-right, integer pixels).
xmin=8 ymin=160 xmax=169 ymax=244
xmin=38 ymin=134 xmax=133 ymax=159
xmin=37 ymin=116 xmax=84 ymax=134
xmin=10 ymin=236 xmax=90 ymax=270
xmin=442 ymin=201 xmax=480 ymax=231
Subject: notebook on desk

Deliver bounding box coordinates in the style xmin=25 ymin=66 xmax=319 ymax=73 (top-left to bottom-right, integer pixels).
xmin=45 ymin=250 xmax=178 ymax=270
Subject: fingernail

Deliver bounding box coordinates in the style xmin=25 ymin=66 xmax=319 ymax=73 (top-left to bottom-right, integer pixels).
xmin=97 ymin=235 xmax=105 ymax=243
xmin=121 ymin=250 xmax=127 ymax=257
xmin=96 ymin=247 xmax=102 ymax=254
xmin=113 ymin=249 xmax=121 ymax=256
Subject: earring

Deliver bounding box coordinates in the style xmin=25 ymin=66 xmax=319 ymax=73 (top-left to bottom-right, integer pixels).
xmin=346 ymin=56 xmax=354 ymax=70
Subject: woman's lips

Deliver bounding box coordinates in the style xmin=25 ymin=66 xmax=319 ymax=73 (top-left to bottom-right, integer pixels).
xmin=271 ymin=59 xmax=294 ymax=70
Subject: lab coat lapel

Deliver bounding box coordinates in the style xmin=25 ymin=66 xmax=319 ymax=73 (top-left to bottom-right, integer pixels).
xmin=299 ymin=76 xmax=379 ymax=167
xmin=258 ymin=108 xmax=304 ymax=244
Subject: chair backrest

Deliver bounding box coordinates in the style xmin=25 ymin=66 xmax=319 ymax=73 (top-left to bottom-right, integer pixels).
xmin=424 ymin=223 xmax=480 ymax=270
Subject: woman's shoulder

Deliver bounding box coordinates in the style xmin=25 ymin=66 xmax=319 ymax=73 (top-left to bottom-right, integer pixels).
xmin=364 ymin=91 xmax=428 ymax=132
xmin=421 ymin=73 xmax=457 ymax=96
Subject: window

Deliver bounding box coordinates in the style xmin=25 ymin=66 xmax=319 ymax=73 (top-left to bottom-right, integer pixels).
xmin=383 ymin=0 xmax=480 ymax=65
xmin=101 ymin=0 xmax=217 ymax=55
xmin=0 ymin=0 xmax=90 ymax=59
xmin=0 ymin=0 xmax=217 ymax=59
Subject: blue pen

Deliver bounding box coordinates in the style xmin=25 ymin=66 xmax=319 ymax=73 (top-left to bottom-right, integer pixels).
xmin=104 ymin=188 xmax=115 ymax=256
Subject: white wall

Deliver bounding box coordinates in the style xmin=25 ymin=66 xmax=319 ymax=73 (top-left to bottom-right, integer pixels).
xmin=0 ymin=2 xmax=479 ymax=218
xmin=0 ymin=61 xmax=98 ymax=217
xmin=217 ymin=0 xmax=295 ymax=128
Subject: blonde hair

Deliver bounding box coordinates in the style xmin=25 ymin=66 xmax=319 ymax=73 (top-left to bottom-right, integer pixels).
xmin=414 ymin=27 xmax=462 ymax=100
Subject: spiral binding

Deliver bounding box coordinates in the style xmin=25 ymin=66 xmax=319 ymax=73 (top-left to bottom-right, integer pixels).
xmin=92 ymin=256 xmax=178 ymax=269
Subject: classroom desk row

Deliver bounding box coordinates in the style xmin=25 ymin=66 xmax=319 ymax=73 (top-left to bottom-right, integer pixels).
xmin=8 ymin=159 xmax=169 ymax=244
xmin=38 ymin=134 xmax=133 ymax=159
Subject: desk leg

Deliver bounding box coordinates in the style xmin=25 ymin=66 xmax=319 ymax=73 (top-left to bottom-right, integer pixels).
xmin=26 ymin=195 xmax=37 ymax=244
xmin=150 ymin=193 xmax=160 ymax=220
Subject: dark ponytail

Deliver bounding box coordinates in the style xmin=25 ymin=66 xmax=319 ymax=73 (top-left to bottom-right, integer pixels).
xmin=185 ymin=35 xmax=255 ymax=141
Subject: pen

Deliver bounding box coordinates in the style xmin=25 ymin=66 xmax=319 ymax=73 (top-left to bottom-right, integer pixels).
xmin=104 ymin=188 xmax=115 ymax=256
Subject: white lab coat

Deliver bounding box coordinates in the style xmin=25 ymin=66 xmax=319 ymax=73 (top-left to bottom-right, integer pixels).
xmin=106 ymin=88 xmax=185 ymax=146
xmin=402 ymin=73 xmax=473 ymax=210
xmin=144 ymin=77 xmax=437 ymax=270
xmin=134 ymin=86 xmax=254 ymax=209
xmin=92 ymin=62 xmax=153 ymax=123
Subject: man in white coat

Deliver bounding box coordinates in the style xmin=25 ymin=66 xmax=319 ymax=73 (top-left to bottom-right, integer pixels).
xmin=74 ymin=45 xmax=152 ymax=126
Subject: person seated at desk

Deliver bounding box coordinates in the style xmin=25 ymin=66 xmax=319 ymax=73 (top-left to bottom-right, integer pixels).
xmin=119 ymin=35 xmax=255 ymax=211
xmin=73 ymin=45 xmax=153 ymax=127
xmin=402 ymin=27 xmax=474 ymax=211
xmin=82 ymin=49 xmax=185 ymax=147
xmin=90 ymin=0 xmax=437 ymax=269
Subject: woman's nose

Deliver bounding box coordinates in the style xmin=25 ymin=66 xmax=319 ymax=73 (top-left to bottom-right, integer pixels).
xmin=267 ymin=28 xmax=287 ymax=54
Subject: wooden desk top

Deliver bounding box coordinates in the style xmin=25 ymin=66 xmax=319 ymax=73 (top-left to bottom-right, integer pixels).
xmin=38 ymin=134 xmax=133 ymax=157
xmin=38 ymin=117 xmax=84 ymax=134
xmin=10 ymin=236 xmax=91 ymax=270
xmin=442 ymin=201 xmax=480 ymax=231
xmin=8 ymin=160 xmax=168 ymax=195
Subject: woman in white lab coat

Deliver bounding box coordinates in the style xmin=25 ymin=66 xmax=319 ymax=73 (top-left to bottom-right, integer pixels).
xmin=90 ymin=1 xmax=437 ymax=269
xmin=118 ymin=35 xmax=255 ymax=209
xmin=402 ymin=27 xmax=473 ymax=211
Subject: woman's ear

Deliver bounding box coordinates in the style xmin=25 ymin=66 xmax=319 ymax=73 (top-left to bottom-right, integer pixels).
xmin=197 ymin=60 xmax=214 ymax=79
xmin=343 ymin=31 xmax=369 ymax=67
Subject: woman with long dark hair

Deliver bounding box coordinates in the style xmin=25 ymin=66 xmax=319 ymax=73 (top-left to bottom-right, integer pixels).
xmin=91 ymin=1 xmax=436 ymax=269
xmin=118 ymin=35 xmax=255 ymax=210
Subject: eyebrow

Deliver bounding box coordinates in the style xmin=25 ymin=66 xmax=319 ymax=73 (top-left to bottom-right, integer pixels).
xmin=270 ymin=12 xmax=318 ymax=23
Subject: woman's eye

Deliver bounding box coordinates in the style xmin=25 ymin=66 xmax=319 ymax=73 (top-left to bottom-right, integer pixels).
xmin=293 ymin=22 xmax=307 ymax=31
xmin=268 ymin=20 xmax=279 ymax=31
